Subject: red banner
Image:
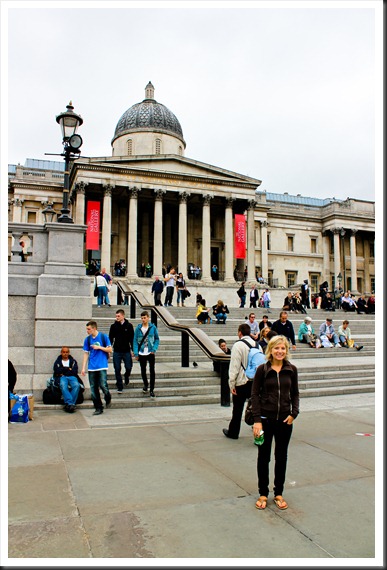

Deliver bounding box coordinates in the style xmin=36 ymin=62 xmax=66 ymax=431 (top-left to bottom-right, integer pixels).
xmin=234 ymin=214 xmax=246 ymax=259
xmin=86 ymin=201 xmax=100 ymax=250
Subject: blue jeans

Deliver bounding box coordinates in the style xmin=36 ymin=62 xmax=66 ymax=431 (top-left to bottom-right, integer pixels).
xmin=97 ymin=286 xmax=109 ymax=306
xmin=216 ymin=312 xmax=227 ymax=323
xmin=165 ymin=287 xmax=174 ymax=306
xmin=88 ymin=370 xmax=111 ymax=410
xmin=177 ymin=289 xmax=184 ymax=304
xmin=264 ymin=300 xmax=270 ymax=309
xmin=113 ymin=351 xmax=133 ymax=390
xmin=240 ymin=294 xmax=246 ymax=308
xmin=59 ymin=375 xmax=80 ymax=406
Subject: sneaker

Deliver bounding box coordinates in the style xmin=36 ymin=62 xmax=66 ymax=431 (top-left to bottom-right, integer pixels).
xmin=93 ymin=409 xmax=103 ymax=415
xmin=116 ymin=390 xmax=123 ymax=394
xmin=150 ymin=391 xmax=155 ymax=398
xmin=124 ymin=375 xmax=130 ymax=386
xmin=356 ymin=345 xmax=364 ymax=351
xmin=335 ymin=344 xmax=342 ymax=348
xmin=105 ymin=394 xmax=112 ymax=408
xmin=142 ymin=387 xmax=148 ymax=393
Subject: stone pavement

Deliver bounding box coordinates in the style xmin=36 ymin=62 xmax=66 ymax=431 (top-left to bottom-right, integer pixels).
xmin=6 ymin=393 xmax=381 ymax=563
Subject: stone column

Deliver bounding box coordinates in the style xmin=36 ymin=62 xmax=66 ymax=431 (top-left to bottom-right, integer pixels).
xmin=350 ymin=229 xmax=358 ymax=293
xmin=12 ymin=198 xmax=24 ymax=222
xmin=75 ymin=182 xmax=87 ymax=225
xmin=224 ymin=197 xmax=235 ymax=282
xmin=332 ymin=228 xmax=341 ymax=284
xmin=322 ymin=231 xmax=331 ymax=283
xmin=101 ymin=185 xmax=113 ymax=272
xmin=153 ymin=189 xmax=165 ymax=277
xmin=201 ymin=194 xmax=212 ymax=282
xmin=247 ymin=200 xmax=257 ymax=282
xmin=178 ymin=192 xmax=189 ymax=279
xmin=127 ymin=187 xmax=140 ymax=278
xmin=260 ymin=220 xmax=268 ymax=282
xmin=364 ymin=239 xmax=370 ymax=293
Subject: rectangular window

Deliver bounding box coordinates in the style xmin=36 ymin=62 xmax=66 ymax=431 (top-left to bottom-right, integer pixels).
xmin=27 ymin=211 xmax=37 ymax=224
xmin=310 ymin=238 xmax=317 ymax=253
xmin=310 ymin=273 xmax=319 ymax=293
xmin=286 ymin=272 xmax=296 ymax=288
xmin=370 ymin=277 xmax=375 ymax=293
xmin=287 ymin=236 xmax=294 ymax=252
xmin=267 ymin=233 xmax=271 ymax=250
xmin=370 ymin=241 xmax=375 ymax=258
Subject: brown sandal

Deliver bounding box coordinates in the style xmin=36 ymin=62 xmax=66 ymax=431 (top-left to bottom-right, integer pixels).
xmin=255 ymin=496 xmax=268 ymax=510
xmin=274 ymin=496 xmax=288 ymax=510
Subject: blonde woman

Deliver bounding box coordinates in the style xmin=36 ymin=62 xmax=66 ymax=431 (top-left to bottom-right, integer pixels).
xmin=251 ymin=335 xmax=299 ymax=511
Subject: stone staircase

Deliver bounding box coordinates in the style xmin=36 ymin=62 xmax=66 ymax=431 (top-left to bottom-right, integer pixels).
xmin=34 ymin=306 xmax=374 ymax=410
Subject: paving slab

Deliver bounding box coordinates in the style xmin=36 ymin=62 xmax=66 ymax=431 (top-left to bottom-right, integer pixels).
xmin=6 ymin=394 xmax=380 ymax=563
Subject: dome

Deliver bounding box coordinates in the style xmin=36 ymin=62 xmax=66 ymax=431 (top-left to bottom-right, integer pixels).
xmin=112 ymin=82 xmax=185 ymax=147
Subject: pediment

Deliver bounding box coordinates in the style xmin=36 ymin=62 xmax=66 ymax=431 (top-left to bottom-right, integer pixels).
xmin=80 ymin=154 xmax=261 ymax=187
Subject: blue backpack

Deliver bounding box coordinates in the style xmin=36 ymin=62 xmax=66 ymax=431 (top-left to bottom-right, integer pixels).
xmin=239 ymin=339 xmax=266 ymax=380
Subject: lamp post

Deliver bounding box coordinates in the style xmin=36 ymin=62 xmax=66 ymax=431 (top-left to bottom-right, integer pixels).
xmin=55 ymin=102 xmax=83 ymax=223
xmin=340 ymin=227 xmax=346 ymax=291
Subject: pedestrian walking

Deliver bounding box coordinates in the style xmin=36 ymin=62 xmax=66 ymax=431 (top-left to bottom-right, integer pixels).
xmin=81 ymin=320 xmax=112 ymax=415
xmin=133 ymin=311 xmax=160 ymax=398
xmin=222 ymin=323 xmax=255 ymax=439
xmin=251 ymin=334 xmax=299 ymax=511
xmin=109 ymin=309 xmax=134 ymax=393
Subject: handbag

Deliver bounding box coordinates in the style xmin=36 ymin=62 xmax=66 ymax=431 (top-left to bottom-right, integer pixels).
xmin=93 ymin=279 xmax=98 ymax=297
xmin=347 ymin=339 xmax=355 ymax=348
xmin=244 ymin=397 xmax=254 ymax=426
xmin=9 ymin=394 xmax=29 ymax=423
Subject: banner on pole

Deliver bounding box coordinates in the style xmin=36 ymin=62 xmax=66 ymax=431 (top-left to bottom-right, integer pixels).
xmin=234 ymin=214 xmax=246 ymax=259
xmin=86 ymin=201 xmax=100 ymax=250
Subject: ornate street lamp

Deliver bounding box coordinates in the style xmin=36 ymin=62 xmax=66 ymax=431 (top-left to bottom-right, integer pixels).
xmin=55 ymin=102 xmax=83 ymax=223
xmin=42 ymin=203 xmax=57 ymax=223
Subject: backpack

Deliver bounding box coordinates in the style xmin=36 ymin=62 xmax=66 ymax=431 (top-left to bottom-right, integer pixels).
xmin=238 ymin=339 xmax=266 ymax=380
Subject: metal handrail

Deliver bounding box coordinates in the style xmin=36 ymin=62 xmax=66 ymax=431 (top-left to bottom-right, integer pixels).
xmin=115 ymin=280 xmax=230 ymax=367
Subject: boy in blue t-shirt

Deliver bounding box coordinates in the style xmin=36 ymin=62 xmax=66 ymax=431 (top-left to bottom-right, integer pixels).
xmin=81 ymin=320 xmax=113 ymax=415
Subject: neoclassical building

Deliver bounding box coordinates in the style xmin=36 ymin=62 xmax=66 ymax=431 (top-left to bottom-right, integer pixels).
xmin=8 ymin=82 xmax=375 ymax=294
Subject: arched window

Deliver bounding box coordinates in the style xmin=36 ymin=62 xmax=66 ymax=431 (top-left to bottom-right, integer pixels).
xmin=155 ymin=138 xmax=161 ymax=155
xmin=127 ymin=139 xmax=133 ymax=156
xmin=178 ymin=145 xmax=183 ymax=156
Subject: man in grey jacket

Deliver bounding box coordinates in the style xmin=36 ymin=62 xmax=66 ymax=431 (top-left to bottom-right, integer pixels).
xmin=223 ymin=323 xmax=256 ymax=440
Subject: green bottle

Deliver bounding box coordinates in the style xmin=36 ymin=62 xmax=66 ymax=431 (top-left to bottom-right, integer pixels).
xmin=254 ymin=430 xmax=264 ymax=446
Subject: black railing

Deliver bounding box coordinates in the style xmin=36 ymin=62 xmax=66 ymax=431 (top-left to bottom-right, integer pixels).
xmin=115 ymin=281 xmax=230 ymax=368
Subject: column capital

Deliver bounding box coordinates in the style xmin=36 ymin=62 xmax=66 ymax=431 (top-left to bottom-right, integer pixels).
xmin=248 ymin=199 xmax=257 ymax=210
xmin=202 ymin=194 xmax=213 ymax=206
xmin=75 ymin=181 xmax=87 ymax=194
xmin=350 ymin=228 xmax=358 ymax=236
xmin=41 ymin=199 xmax=54 ymax=208
xmin=179 ymin=191 xmax=190 ymax=203
xmin=225 ymin=196 xmax=235 ymax=208
xmin=14 ymin=197 xmax=24 ymax=207
xmin=154 ymin=188 xmax=166 ymax=201
xmin=332 ymin=227 xmax=345 ymax=236
xmin=260 ymin=220 xmax=268 ymax=228
xmin=128 ymin=186 xmax=140 ymax=198
xmin=102 ymin=184 xmax=113 ymax=197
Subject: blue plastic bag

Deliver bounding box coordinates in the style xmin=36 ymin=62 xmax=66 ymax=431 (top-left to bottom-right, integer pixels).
xmin=9 ymin=394 xmax=29 ymax=423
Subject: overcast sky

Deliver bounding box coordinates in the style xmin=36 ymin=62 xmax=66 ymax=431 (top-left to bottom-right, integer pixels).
xmin=3 ymin=1 xmax=382 ymax=202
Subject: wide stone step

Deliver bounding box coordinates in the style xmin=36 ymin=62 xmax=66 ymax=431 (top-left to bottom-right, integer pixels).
xmin=299 ymin=376 xmax=375 ymax=389
xmin=300 ymin=384 xmax=375 ymax=397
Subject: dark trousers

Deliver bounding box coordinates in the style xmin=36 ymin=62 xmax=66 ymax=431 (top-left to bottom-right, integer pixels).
xmin=257 ymin=418 xmax=293 ymax=497
xmin=220 ymin=364 xmax=230 ymax=406
xmin=227 ymin=381 xmax=252 ymax=437
xmin=165 ymin=287 xmax=174 ymax=306
xmin=138 ymin=353 xmax=156 ymax=392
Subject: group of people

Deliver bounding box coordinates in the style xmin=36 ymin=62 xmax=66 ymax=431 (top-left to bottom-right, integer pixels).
xmin=45 ymin=309 xmax=160 ymax=416
xmin=150 ymin=268 xmax=191 ymax=307
xmin=236 ymin=282 xmax=271 ymax=311
xmin=113 ymin=259 xmax=126 ymax=276
xmin=94 ymin=268 xmax=113 ymax=308
xmin=298 ymin=315 xmax=363 ymax=350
